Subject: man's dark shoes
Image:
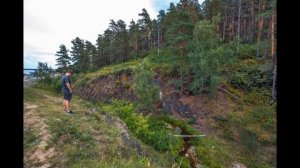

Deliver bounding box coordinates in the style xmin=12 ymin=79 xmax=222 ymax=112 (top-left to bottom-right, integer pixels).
xmin=65 ymin=110 xmax=74 ymax=115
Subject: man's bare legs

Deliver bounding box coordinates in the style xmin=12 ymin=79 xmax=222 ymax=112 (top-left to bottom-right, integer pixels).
xmin=63 ymin=100 xmax=66 ymax=111
xmin=65 ymin=100 xmax=71 ymax=112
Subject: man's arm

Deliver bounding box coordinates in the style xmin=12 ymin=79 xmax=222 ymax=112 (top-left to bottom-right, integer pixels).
xmin=66 ymin=83 xmax=72 ymax=93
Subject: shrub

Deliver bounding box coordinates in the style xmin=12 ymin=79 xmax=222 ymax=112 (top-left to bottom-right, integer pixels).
xmin=133 ymin=58 xmax=160 ymax=111
xmin=239 ymin=44 xmax=256 ymax=59
xmin=188 ymin=18 xmax=226 ymax=95
xmin=230 ymin=59 xmax=272 ymax=91
xmin=50 ymin=76 xmax=62 ymax=93
xmin=107 ymin=100 xmax=183 ymax=153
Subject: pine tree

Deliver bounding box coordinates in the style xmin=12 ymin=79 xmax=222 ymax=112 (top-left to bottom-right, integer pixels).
xmin=70 ymin=37 xmax=85 ymax=72
xmin=36 ymin=62 xmax=53 ymax=83
xmin=95 ymin=34 xmax=104 ymax=67
xmin=109 ymin=19 xmax=129 ymax=63
xmin=129 ymin=20 xmax=140 ymax=59
xmin=102 ymin=29 xmax=115 ymax=64
xmin=157 ymin=10 xmax=166 ymax=47
xmin=84 ymin=41 xmax=97 ymax=70
xmin=138 ymin=8 xmax=152 ymax=52
xmin=55 ymin=44 xmax=71 ymax=73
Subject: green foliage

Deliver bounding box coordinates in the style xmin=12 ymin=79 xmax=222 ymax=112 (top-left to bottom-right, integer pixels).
xmin=133 ymin=58 xmax=159 ymax=111
xmin=103 ymin=100 xmax=184 ymax=153
xmin=207 ymin=75 xmax=221 ymax=97
xmin=248 ymin=105 xmax=276 ymax=133
xmin=165 ymin=9 xmax=194 ymax=55
xmin=147 ymin=118 xmax=183 ymax=153
xmin=194 ymin=137 xmax=230 ymax=168
xmin=256 ymin=39 xmax=271 ymax=57
xmin=176 ymin=156 xmax=190 ymax=168
xmin=157 ymin=115 xmax=199 ymax=135
xmin=188 ymin=18 xmax=223 ymax=95
xmin=239 ymin=44 xmax=257 ymax=59
xmin=219 ymin=40 xmax=238 ymax=66
xmin=50 ymin=76 xmax=62 ymax=93
xmin=239 ymin=128 xmax=257 ymax=151
xmin=243 ymin=88 xmax=271 ymax=105
xmin=230 ymin=59 xmax=272 ymax=91
xmin=25 ymin=87 xmax=171 ymax=167
xmin=147 ymin=49 xmax=180 ymax=77
xmin=36 ymin=62 xmax=55 ymax=83
xmin=55 ymin=44 xmax=71 ymax=73
xmin=24 ymin=130 xmax=39 ymax=149
xmin=70 ymin=37 xmax=86 ymax=72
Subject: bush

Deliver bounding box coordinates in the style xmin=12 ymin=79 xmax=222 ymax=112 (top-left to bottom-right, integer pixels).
xmin=147 ymin=118 xmax=183 ymax=152
xmin=133 ymin=58 xmax=160 ymax=111
xmin=50 ymin=76 xmax=62 ymax=93
xmin=230 ymin=59 xmax=272 ymax=91
xmin=243 ymin=89 xmax=271 ymax=105
xmin=239 ymin=44 xmax=256 ymax=59
xmin=107 ymin=100 xmax=183 ymax=153
xmin=188 ymin=19 xmax=225 ymax=95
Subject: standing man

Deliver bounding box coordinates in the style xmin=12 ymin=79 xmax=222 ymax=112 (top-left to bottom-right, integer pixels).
xmin=62 ymin=70 xmax=74 ymax=114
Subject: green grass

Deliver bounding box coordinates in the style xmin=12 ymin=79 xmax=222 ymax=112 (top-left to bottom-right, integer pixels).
xmin=26 ymin=52 xmax=276 ymax=167
xmin=101 ymin=99 xmax=184 ymax=154
xmin=24 ymin=129 xmax=39 ymax=149
xmin=72 ymin=59 xmax=141 ymax=87
xmin=24 ymin=87 xmax=177 ymax=167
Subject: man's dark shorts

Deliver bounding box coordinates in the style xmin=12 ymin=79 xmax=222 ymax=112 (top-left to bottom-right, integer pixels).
xmin=63 ymin=92 xmax=72 ymax=101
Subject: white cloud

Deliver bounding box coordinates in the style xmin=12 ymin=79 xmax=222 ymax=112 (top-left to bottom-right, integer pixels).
xmin=24 ymin=0 xmax=205 ymax=69
xmin=24 ymin=0 xmax=158 ymax=68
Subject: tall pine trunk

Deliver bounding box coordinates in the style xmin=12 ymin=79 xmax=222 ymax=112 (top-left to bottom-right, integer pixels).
xmin=250 ymin=0 xmax=255 ymax=43
xmin=237 ymin=0 xmax=242 ymax=53
xmin=257 ymin=0 xmax=266 ymax=57
xmin=230 ymin=16 xmax=235 ymax=40
xmin=222 ymin=10 xmax=227 ymax=41
xmin=271 ymin=9 xmax=276 ymax=101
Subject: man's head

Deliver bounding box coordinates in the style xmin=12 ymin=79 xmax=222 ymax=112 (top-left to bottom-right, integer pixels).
xmin=65 ymin=70 xmax=74 ymax=76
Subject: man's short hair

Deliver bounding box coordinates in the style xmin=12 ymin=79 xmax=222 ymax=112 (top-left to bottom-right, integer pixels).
xmin=66 ymin=70 xmax=74 ymax=74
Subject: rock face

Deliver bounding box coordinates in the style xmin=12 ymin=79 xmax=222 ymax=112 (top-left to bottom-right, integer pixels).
xmin=75 ymin=70 xmax=136 ymax=102
xmin=75 ymin=71 xmax=235 ymax=134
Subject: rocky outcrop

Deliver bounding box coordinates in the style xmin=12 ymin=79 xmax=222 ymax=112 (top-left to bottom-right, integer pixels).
xmin=75 ymin=69 xmax=136 ymax=102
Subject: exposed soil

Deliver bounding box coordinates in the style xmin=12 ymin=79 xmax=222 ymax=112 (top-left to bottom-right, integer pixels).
xmin=24 ymin=103 xmax=56 ymax=168
xmin=75 ymin=70 xmax=136 ymax=102
xmin=73 ymin=71 xmax=242 ymax=167
xmin=75 ymin=71 xmax=235 ymax=135
xmin=75 ymin=71 xmax=234 ymax=134
xmin=157 ymin=76 xmax=236 ymax=135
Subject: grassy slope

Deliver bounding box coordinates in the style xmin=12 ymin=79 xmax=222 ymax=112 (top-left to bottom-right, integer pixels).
xmin=24 ymin=87 xmax=175 ymax=168
xmin=72 ymin=54 xmax=275 ymax=167
xmin=25 ymin=53 xmax=276 ymax=167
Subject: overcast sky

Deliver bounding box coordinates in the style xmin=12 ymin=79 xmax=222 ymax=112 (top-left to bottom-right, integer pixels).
xmin=24 ymin=0 xmax=204 ymax=69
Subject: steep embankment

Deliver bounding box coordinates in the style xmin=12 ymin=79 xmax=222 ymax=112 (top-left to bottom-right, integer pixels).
xmin=71 ymin=57 xmax=276 ymax=168
xmin=25 ymin=56 xmax=276 ymax=167
xmin=24 ymin=87 xmax=177 ymax=167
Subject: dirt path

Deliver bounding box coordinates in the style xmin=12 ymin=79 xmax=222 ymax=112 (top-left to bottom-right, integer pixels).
xmin=24 ymin=103 xmax=56 ymax=168
xmin=24 ymin=87 xmax=152 ymax=167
